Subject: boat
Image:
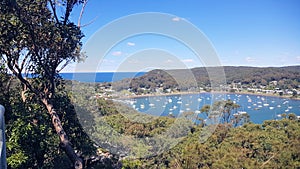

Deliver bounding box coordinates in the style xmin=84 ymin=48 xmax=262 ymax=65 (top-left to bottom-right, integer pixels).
xmin=263 ymin=103 xmax=269 ymax=107
xmin=238 ymin=111 xmax=247 ymax=114
xmin=149 ymin=103 xmax=155 ymax=107
xmin=277 ymin=105 xmax=281 ymax=108
xmin=269 ymin=107 xmax=274 ymax=110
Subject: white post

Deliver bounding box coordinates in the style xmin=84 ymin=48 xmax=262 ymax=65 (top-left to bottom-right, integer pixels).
xmin=0 ymin=105 xmax=7 ymax=169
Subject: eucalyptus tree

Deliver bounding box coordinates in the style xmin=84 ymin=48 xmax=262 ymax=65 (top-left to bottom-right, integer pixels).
xmin=0 ymin=0 xmax=88 ymax=168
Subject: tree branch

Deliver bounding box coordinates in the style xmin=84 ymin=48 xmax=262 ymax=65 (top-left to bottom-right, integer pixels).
xmin=48 ymin=0 xmax=59 ymax=23
xmin=77 ymin=0 xmax=88 ymax=27
xmin=20 ymin=50 xmax=31 ymax=71
xmin=79 ymin=15 xmax=98 ymax=28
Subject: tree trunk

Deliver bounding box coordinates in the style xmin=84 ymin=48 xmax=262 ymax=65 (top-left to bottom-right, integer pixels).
xmin=42 ymin=98 xmax=83 ymax=169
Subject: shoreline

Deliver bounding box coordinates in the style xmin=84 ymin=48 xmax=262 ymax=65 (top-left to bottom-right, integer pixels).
xmin=116 ymin=91 xmax=300 ymax=101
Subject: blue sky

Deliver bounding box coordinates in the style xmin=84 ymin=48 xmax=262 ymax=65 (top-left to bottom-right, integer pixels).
xmin=65 ymin=0 xmax=300 ymax=72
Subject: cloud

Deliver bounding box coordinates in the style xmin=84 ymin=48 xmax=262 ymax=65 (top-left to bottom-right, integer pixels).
xmin=245 ymin=57 xmax=255 ymax=62
xmin=181 ymin=59 xmax=194 ymax=63
xmin=111 ymin=51 xmax=122 ymax=56
xmin=127 ymin=42 xmax=135 ymax=46
xmin=296 ymin=56 xmax=300 ymax=62
xmin=172 ymin=17 xmax=181 ymax=22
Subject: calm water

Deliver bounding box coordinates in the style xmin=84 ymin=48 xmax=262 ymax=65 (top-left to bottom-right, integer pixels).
xmin=123 ymin=93 xmax=300 ymax=124
xmin=60 ymin=72 xmax=145 ymax=82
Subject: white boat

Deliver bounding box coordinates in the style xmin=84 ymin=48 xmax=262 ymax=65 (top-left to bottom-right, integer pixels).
xmin=195 ymin=110 xmax=201 ymax=114
xmin=258 ymin=105 xmax=263 ymax=108
xmin=168 ymin=99 xmax=172 ymax=103
xmin=238 ymin=111 xmax=247 ymax=115
xmin=149 ymin=103 xmax=155 ymax=107
xmin=263 ymin=103 xmax=269 ymax=107
xmin=197 ymin=98 xmax=202 ymax=102
xmin=277 ymin=105 xmax=281 ymax=108
xmin=140 ymin=104 xmax=145 ymax=109
xmin=269 ymin=107 xmax=274 ymax=110
xmin=177 ymin=101 xmax=182 ymax=104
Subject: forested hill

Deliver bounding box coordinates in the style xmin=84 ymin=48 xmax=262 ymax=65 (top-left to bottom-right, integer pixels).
xmin=113 ymin=66 xmax=300 ymax=92
xmin=193 ymin=66 xmax=300 ymax=85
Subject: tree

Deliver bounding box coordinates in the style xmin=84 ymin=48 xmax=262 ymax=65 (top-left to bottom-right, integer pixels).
xmin=200 ymin=100 xmax=248 ymax=126
xmin=0 ymin=1 xmax=88 ymax=168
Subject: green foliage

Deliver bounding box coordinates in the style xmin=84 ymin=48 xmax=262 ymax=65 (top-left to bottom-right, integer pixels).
xmin=1 ymin=1 xmax=89 ymax=167
xmin=113 ymin=66 xmax=300 ymax=94
xmin=123 ymin=117 xmax=300 ymax=169
xmin=2 ymin=80 xmax=97 ymax=168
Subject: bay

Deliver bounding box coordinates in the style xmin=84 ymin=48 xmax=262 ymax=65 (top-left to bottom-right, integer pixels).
xmin=123 ymin=93 xmax=300 ymax=124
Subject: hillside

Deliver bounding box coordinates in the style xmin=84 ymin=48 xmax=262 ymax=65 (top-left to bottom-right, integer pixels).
xmin=112 ymin=66 xmax=300 ymax=93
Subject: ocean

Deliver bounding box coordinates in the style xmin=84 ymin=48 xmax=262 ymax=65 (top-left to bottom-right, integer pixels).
xmin=59 ymin=72 xmax=146 ymax=83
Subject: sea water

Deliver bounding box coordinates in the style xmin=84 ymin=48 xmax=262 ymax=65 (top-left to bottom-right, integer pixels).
xmin=60 ymin=72 xmax=146 ymax=83
xmin=123 ymin=93 xmax=300 ymax=124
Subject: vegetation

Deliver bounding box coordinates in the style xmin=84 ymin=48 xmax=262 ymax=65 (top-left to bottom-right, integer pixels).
xmin=0 ymin=1 xmax=299 ymax=168
xmin=122 ymin=116 xmax=300 ymax=169
xmin=70 ymin=85 xmax=300 ymax=169
xmin=0 ymin=0 xmax=89 ymax=168
xmin=112 ymin=66 xmax=300 ymax=94
xmin=1 ymin=69 xmax=300 ymax=168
